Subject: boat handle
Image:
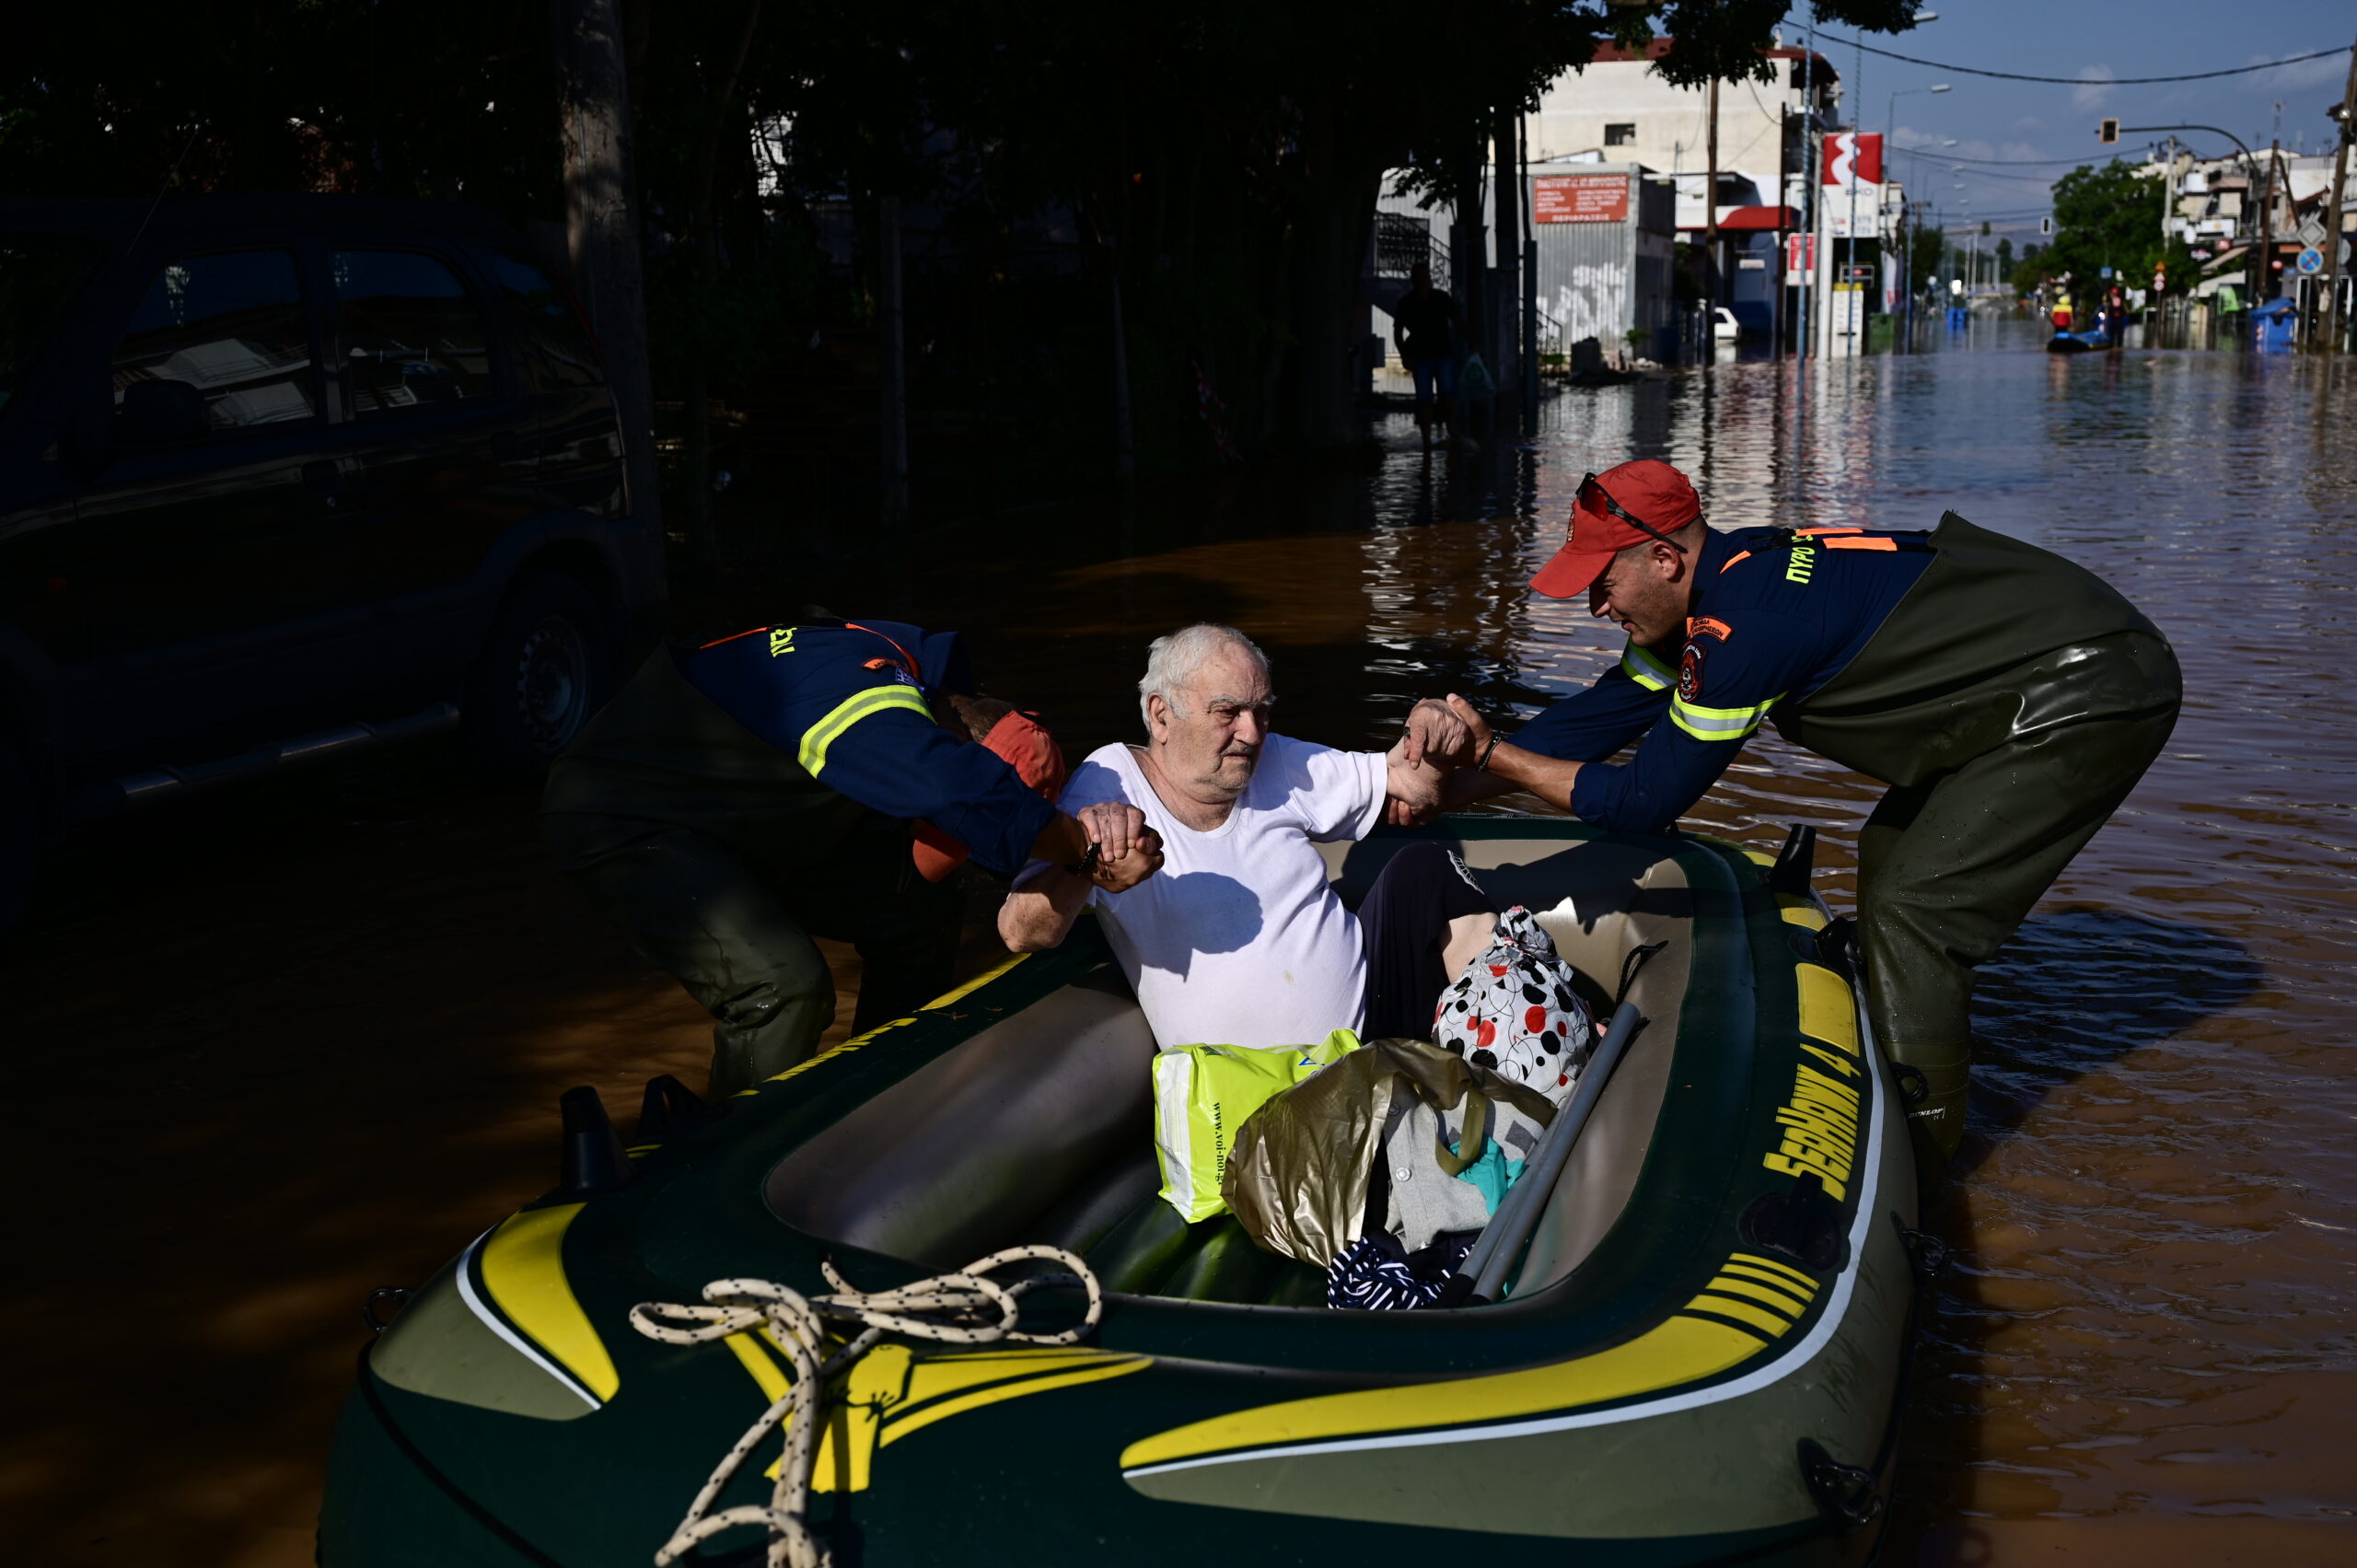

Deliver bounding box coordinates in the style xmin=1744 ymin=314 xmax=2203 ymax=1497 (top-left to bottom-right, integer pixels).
xmin=363 ymin=1285 xmax=414 ymax=1335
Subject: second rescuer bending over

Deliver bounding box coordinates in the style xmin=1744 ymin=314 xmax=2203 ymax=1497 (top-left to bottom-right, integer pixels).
xmin=1408 ymin=459 xmax=2180 ymax=1170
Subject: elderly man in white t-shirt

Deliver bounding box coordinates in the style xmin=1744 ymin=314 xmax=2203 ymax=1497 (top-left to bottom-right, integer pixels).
xmin=1000 ymin=624 xmax=1494 ymax=1049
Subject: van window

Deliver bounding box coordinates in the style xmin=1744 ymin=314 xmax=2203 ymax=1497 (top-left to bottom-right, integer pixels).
xmin=477 ymin=248 xmax=605 ymax=391
xmin=1 ymin=233 xmax=107 ymax=417
xmin=331 ymin=250 xmax=494 ymax=416
xmin=112 ymin=250 xmax=319 ymax=432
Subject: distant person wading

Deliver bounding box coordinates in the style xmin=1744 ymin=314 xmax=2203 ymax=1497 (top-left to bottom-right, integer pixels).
xmin=1388 ymin=261 xmax=1468 ymax=450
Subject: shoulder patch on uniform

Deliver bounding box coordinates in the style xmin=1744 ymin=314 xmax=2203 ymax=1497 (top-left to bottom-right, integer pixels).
xmin=1687 ymin=616 xmax=1733 ymax=643
xmin=768 ymin=627 xmax=797 ymax=657
xmin=1678 ymin=642 xmax=1704 ymax=702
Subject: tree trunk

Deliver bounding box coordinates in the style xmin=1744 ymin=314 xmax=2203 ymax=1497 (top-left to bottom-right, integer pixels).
xmin=1492 ymin=104 xmax=1521 ymax=399
xmin=553 ymin=0 xmax=662 ymax=552
xmin=1286 ymin=99 xmax=1383 ymax=448
xmin=683 ymin=0 xmax=764 ymax=572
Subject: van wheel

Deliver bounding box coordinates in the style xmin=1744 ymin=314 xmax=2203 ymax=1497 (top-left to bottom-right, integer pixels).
xmin=464 ymin=572 xmax=614 ymax=776
xmin=0 ymin=731 xmax=38 ymax=935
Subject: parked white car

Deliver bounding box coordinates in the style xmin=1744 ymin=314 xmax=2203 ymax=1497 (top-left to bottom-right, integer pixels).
xmin=1712 ymin=306 xmax=1741 ymax=342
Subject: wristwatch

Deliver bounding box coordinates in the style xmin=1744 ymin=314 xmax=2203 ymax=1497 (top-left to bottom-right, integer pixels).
xmin=1067 ymin=840 xmax=1103 ymax=879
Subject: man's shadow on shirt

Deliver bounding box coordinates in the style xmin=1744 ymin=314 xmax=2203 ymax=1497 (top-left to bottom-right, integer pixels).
xmin=1124 ymin=873 xmax=1264 ymax=981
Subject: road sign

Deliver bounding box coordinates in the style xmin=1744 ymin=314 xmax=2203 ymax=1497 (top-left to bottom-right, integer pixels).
xmin=2296 ymin=247 xmax=2325 ymax=275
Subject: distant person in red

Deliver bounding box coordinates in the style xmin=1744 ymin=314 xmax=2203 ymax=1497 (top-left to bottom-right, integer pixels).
xmin=2051 ymin=285 xmax=2073 ymax=331
xmin=1388 ymin=261 xmax=1468 ymax=450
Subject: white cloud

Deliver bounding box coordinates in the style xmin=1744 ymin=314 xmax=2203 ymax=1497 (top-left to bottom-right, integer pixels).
xmin=2014 ymin=116 xmax=2048 ymax=134
xmin=2071 ymin=65 xmax=2117 ymax=113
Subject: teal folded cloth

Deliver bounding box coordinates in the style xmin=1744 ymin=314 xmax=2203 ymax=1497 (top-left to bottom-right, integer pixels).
xmin=1452 ymin=1139 xmax=1525 ymax=1214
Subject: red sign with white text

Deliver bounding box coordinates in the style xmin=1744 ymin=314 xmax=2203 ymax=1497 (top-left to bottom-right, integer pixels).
xmin=1534 ymin=174 xmax=1631 ymax=223
xmin=1821 ymin=133 xmax=1884 ymax=188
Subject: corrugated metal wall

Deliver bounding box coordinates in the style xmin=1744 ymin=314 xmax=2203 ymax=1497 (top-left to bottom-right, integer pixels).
xmin=1527 ymin=166 xmax=1676 ymax=357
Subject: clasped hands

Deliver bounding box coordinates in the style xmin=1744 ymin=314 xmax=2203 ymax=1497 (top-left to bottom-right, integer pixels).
xmin=1072 ymin=801 xmax=1163 ymax=892
xmin=1387 ymin=693 xmax=1497 ymax=828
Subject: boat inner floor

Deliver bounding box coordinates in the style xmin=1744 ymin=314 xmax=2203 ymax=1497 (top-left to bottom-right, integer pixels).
xmin=766 ymin=834 xmax=1703 ymax=1309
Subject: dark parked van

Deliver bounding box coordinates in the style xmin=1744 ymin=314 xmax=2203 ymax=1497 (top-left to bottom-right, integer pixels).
xmin=0 ymin=196 xmax=661 ymax=926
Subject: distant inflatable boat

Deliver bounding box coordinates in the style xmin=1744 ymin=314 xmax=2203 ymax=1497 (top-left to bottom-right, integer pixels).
xmin=322 ymin=818 xmax=1925 ymax=1567
xmin=2048 ymin=329 xmax=2111 ymax=354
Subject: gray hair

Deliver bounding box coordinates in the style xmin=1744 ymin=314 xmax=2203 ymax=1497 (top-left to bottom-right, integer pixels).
xmin=1138 ymin=623 xmax=1271 ymax=728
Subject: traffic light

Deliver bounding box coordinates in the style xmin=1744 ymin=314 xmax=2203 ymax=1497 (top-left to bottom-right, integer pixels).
xmin=2040 ymin=215 xmax=2053 ymax=235
xmin=2098 ymin=118 xmax=2119 ymax=145
xmin=1981 ymin=222 xmax=1991 ymax=236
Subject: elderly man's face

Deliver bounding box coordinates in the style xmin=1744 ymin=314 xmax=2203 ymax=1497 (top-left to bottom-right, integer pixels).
xmin=1148 ymin=646 xmax=1271 ymax=800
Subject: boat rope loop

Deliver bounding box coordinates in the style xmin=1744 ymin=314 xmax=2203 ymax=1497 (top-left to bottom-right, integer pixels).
xmin=628 ymin=1245 xmax=1103 ymax=1568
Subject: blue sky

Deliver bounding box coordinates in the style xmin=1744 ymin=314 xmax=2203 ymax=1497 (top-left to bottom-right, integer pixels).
xmin=1789 ymin=1 xmax=2352 ymax=239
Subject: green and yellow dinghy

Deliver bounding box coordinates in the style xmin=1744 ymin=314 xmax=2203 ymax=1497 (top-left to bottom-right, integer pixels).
xmin=322 ymin=818 xmax=1922 ymax=1567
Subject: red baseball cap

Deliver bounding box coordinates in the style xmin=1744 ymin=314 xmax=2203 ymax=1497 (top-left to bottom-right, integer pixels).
xmin=1529 ymin=459 xmax=1702 ymax=598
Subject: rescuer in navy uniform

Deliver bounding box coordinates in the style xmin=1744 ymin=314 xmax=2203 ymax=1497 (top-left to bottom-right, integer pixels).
xmin=545 ymin=618 xmax=1162 ymax=1096
xmin=1405 ymin=459 xmax=2180 ymax=1169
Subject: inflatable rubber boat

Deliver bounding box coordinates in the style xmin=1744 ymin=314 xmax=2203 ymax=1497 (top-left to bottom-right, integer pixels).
xmin=321 ymin=818 xmax=1924 ymax=1566
xmin=2046 ymin=329 xmax=2111 ymax=354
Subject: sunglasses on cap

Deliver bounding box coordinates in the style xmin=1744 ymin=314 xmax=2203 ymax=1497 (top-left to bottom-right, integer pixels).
xmin=1579 ymin=472 xmax=1688 ymax=554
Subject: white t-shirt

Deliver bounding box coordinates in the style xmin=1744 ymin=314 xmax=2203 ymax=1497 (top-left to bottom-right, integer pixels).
xmin=1038 ymin=735 xmax=1387 ymax=1050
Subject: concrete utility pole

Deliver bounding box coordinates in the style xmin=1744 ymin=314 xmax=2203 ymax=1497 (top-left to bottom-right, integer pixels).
xmin=2258 ymin=141 xmax=2281 ymax=304
xmin=1705 ymin=73 xmax=1721 ymax=310
xmin=2320 ymin=31 xmax=2357 ymax=353
xmin=553 ymin=0 xmax=661 ymax=545
xmin=1796 ymin=33 xmax=1816 ymax=360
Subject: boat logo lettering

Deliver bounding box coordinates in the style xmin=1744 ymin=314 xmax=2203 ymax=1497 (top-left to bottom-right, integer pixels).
xmin=769 ymin=627 xmax=797 ymax=656
xmin=1763 ymin=1061 xmax=1861 ymax=1200
xmin=1784 ymin=547 xmax=1816 ymax=585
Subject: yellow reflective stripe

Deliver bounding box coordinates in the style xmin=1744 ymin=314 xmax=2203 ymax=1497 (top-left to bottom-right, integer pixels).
xmin=1794 ymin=962 xmax=1861 ymax=1055
xmin=1667 ymin=692 xmax=1779 ymax=742
xmin=797 ymin=683 xmax=932 ymax=775
xmin=1120 ymin=1312 xmax=1760 ymax=1470
xmin=479 ymin=1203 xmax=621 ymax=1402
xmin=1620 ymin=643 xmax=1676 ymax=691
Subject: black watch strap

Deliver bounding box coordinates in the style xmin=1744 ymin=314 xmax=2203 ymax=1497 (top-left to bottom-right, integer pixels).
xmin=1067 ymin=840 xmax=1102 ymax=878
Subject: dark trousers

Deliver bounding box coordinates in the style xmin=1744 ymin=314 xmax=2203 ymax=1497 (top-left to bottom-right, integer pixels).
xmin=549 ymin=818 xmax=962 ymax=1097
xmin=1358 ymin=842 xmax=1497 ymax=1040
xmin=1858 ymin=702 xmax=2177 ymax=1160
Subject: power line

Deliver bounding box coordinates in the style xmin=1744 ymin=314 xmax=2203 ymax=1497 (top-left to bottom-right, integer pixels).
xmin=1819 ymin=35 xmax=2347 ymax=85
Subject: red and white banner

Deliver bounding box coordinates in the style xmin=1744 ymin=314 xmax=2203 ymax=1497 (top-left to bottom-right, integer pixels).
xmin=1821 ymin=133 xmax=1884 ymax=189
xmin=1785 ymin=233 xmax=1816 ymax=286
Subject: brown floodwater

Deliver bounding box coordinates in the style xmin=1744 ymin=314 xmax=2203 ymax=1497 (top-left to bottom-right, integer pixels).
xmin=7 ymin=319 xmax=2352 ymax=1564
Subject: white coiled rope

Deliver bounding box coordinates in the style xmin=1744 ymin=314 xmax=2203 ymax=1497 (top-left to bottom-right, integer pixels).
xmin=629 ymin=1245 xmax=1103 ymax=1568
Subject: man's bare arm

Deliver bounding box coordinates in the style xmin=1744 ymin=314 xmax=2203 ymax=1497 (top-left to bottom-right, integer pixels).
xmin=999 ymin=803 xmax=1163 ymax=953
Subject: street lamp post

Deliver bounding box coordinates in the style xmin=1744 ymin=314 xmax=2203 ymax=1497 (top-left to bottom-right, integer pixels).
xmin=1887 ymin=83 xmax=1953 ymax=349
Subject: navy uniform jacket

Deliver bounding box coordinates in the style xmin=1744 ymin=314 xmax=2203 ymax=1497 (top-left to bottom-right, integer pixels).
xmin=1517 ymin=526 xmax=1933 ymax=833
xmin=679 ymin=621 xmax=1057 ymax=876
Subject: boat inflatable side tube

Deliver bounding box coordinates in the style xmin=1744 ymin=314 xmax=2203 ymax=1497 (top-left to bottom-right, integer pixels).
xmin=1457 ymin=1000 xmax=1645 ymax=1304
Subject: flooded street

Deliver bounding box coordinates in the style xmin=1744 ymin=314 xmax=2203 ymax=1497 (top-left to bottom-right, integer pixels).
xmin=9 ymin=318 xmax=2354 ymax=1564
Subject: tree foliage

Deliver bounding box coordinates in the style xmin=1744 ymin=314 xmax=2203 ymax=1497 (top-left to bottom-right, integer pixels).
xmin=2028 ymin=159 xmax=2194 ymax=292
xmin=2 ymin=0 xmax=1924 ymax=494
